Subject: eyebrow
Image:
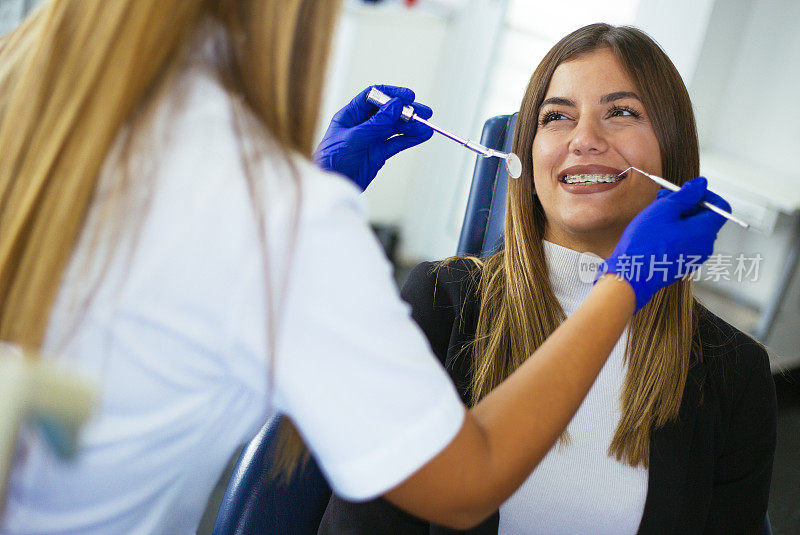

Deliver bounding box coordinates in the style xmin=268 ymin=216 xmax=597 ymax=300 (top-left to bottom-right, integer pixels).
xmin=539 ymin=96 xmax=576 ymax=110
xmin=539 ymin=91 xmax=642 ymax=112
xmin=599 ymin=91 xmax=642 ymax=104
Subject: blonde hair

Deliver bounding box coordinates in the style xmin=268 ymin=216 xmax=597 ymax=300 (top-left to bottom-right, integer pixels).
xmin=0 ymin=0 xmax=341 ymax=477
xmin=468 ymin=24 xmax=702 ymax=467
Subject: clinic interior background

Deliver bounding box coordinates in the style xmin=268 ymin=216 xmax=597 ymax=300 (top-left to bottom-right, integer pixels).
xmin=0 ymin=1 xmax=798 ymax=533
xmin=316 ymin=0 xmax=800 ymax=372
xmin=1 ymin=0 xmax=796 ymax=367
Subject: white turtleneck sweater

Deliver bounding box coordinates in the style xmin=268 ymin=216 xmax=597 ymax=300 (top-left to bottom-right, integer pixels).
xmin=498 ymin=240 xmax=648 ymax=534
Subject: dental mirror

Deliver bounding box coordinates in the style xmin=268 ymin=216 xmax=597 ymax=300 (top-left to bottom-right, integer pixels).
xmin=367 ymin=88 xmax=522 ymax=179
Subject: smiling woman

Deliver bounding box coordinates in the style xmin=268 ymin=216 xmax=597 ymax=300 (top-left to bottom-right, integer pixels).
xmin=319 ymin=23 xmax=776 ymax=535
xmin=533 ymin=47 xmax=662 ymax=257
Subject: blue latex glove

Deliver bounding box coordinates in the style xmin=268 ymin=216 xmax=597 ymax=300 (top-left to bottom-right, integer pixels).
xmin=315 ymin=85 xmax=434 ymax=190
xmin=601 ymin=177 xmax=731 ymax=312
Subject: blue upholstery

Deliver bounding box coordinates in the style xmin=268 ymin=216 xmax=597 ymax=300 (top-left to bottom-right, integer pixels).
xmin=456 ymin=113 xmax=517 ymax=257
xmin=212 ymin=417 xmax=331 ymax=535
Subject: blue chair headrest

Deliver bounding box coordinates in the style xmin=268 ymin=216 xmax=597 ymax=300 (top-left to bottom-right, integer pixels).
xmin=456 ymin=113 xmax=517 ymax=257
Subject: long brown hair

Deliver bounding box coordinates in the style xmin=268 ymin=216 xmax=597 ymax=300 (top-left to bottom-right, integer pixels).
xmin=470 ymin=23 xmax=701 ymax=467
xmin=0 ymin=0 xmax=341 ymax=476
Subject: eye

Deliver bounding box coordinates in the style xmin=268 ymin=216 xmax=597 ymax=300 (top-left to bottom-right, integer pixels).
xmin=608 ymin=105 xmax=641 ymax=119
xmin=539 ymin=110 xmax=568 ymax=126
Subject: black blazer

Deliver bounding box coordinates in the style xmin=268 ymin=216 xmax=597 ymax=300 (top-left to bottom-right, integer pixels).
xmin=319 ymin=259 xmax=777 ymax=535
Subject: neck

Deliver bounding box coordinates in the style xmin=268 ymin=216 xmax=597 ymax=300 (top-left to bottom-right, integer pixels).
xmin=543 ymin=225 xmax=622 ymax=259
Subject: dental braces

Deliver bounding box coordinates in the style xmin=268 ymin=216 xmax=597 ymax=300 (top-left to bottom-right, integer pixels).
xmin=562 ymin=173 xmax=623 ymax=184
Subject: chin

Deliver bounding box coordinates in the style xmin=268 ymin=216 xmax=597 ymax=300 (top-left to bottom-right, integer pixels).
xmin=562 ymin=214 xmax=616 ymax=232
xmin=562 ymin=218 xmax=626 ymax=239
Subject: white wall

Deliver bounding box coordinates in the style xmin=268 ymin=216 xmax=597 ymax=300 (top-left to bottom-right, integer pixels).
xmin=685 ymin=0 xmax=800 ymax=365
xmin=398 ymin=0 xmax=507 ymax=262
xmin=634 ymin=0 xmax=716 ymax=85
xmin=702 ymin=0 xmax=800 ymax=177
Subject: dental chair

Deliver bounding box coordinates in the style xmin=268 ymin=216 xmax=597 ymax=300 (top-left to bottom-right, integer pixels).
xmin=211 ymin=416 xmax=331 ymax=535
xmin=457 ymin=113 xmax=517 ymax=257
xmin=211 ymin=113 xmax=773 ymax=535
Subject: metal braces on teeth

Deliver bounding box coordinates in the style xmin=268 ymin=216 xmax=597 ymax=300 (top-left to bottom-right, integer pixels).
xmin=563 ymin=173 xmax=623 ymax=184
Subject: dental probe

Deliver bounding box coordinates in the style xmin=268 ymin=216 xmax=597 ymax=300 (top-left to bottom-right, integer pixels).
xmin=620 ymin=167 xmax=750 ymax=229
xmin=366 ymin=88 xmax=523 ymax=179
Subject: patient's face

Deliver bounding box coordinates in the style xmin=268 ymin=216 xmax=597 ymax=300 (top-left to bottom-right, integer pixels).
xmin=531 ymin=47 xmax=662 ymax=256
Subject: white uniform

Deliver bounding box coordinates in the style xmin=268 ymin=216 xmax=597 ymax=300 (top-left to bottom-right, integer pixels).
xmin=1 ymin=39 xmax=465 ymax=534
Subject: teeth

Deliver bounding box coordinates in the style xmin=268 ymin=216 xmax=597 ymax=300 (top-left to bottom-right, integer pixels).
xmin=562 ymin=173 xmax=623 ymax=184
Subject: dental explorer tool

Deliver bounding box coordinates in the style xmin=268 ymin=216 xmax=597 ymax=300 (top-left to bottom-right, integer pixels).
xmin=366 ymin=88 xmax=523 ymax=179
xmin=619 ymin=167 xmax=750 ymax=229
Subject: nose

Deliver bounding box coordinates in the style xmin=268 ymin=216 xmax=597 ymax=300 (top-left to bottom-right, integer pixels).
xmin=568 ymin=117 xmax=608 ymax=155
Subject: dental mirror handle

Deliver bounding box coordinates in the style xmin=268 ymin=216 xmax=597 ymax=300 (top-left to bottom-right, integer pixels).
xmin=366 ymin=88 xmax=491 ymax=158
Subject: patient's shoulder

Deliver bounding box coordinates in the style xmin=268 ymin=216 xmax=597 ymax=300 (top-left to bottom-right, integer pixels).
xmin=695 ymin=304 xmax=772 ymax=388
xmin=401 ymin=257 xmax=482 ymax=308
xmin=697 ymin=305 xmax=767 ymax=358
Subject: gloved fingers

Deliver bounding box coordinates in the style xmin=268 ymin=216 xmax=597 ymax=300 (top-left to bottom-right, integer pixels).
xmin=383 ymin=130 xmax=434 ymax=159
xmin=334 ymin=84 xmax=422 ymax=127
xmin=662 ymin=176 xmax=707 ymax=208
xmin=367 ymin=93 xmax=431 ymax=135
xmin=408 ymin=101 xmax=433 ymax=120
xmin=332 ymin=86 xmax=380 ymax=127
xmin=391 ymin=101 xmax=433 ymax=138
xmin=335 ymin=84 xmax=431 ymax=128
xmin=357 ymin=97 xmax=407 ymax=138
xmin=686 ymin=204 xmax=729 ymax=233
xmin=681 ymin=204 xmax=703 ymax=217
xmin=331 ymin=85 xmax=411 ymax=127
xmin=678 ymin=185 xmax=732 ymax=219
xmin=359 ymin=97 xmax=435 ymax=141
xmin=373 ymin=85 xmax=432 ymax=122
xmin=372 ymin=84 xmax=417 ymax=104
xmin=699 ymin=188 xmax=732 ymax=214
xmin=362 ymin=85 xmax=430 ymax=125
xmin=656 ymin=188 xmax=671 ymax=200
xmin=395 ymin=116 xmax=433 ymax=138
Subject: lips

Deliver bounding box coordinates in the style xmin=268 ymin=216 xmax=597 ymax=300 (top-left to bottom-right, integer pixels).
xmin=558 ymin=164 xmax=625 ymax=182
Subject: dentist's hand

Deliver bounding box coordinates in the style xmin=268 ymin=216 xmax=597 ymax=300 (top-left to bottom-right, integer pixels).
xmin=315 ymin=85 xmax=433 ymax=190
xmin=601 ymin=177 xmax=731 ymax=312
